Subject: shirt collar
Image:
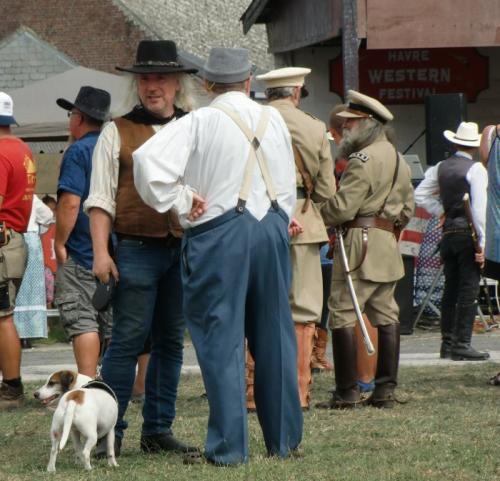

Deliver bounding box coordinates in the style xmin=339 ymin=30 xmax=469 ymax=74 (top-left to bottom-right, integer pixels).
xmin=210 ymin=91 xmax=249 ymax=106
xmin=455 ymin=150 xmax=473 ymax=160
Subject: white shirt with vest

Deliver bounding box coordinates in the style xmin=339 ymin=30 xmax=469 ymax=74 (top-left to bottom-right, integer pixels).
xmin=83 ymin=122 xmax=164 ymax=218
xmin=414 ymin=150 xmax=488 ymax=247
xmin=132 ymin=91 xmax=297 ymax=228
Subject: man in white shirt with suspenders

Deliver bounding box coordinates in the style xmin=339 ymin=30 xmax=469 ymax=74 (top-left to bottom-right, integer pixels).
xmin=133 ymin=48 xmax=303 ymax=466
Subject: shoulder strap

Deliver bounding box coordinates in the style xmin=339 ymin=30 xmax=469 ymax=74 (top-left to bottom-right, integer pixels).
xmin=292 ymin=144 xmax=314 ymax=213
xmin=376 ymin=146 xmax=400 ymax=216
xmin=212 ymin=104 xmax=278 ymax=211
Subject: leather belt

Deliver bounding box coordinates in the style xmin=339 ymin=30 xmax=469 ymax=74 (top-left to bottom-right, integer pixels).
xmin=443 ymin=228 xmax=471 ymax=235
xmin=343 ymin=216 xmax=395 ymax=233
xmin=116 ymin=233 xmax=181 ymax=248
xmin=342 ymin=216 xmax=395 ymax=272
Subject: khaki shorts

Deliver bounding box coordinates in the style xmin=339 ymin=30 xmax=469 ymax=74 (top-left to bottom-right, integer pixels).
xmin=0 ymin=231 xmax=27 ymax=318
xmin=55 ymin=257 xmax=113 ymax=340
xmin=328 ymin=277 xmax=399 ymax=329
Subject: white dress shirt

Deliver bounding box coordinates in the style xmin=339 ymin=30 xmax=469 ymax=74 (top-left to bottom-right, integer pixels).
xmin=83 ymin=122 xmax=164 ymax=218
xmin=132 ymin=92 xmax=297 ymax=228
xmin=414 ymin=151 xmax=488 ymax=247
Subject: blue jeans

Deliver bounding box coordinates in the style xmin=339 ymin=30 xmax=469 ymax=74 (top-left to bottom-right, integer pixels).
xmin=100 ymin=238 xmax=184 ymax=438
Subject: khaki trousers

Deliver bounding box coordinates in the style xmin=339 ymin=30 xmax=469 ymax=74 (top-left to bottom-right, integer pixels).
xmin=290 ymin=243 xmax=323 ymax=324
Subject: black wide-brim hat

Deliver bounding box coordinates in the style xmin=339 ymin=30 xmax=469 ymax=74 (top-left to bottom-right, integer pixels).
xmin=116 ymin=40 xmax=198 ymax=75
xmin=57 ymin=86 xmax=111 ymax=122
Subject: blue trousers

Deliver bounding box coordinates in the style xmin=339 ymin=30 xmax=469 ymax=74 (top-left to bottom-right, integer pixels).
xmin=101 ymin=238 xmax=184 ymax=438
xmin=182 ymin=208 xmax=303 ymax=465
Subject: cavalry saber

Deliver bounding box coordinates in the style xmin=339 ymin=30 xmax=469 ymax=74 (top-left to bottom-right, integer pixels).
xmin=336 ymin=227 xmax=376 ymax=355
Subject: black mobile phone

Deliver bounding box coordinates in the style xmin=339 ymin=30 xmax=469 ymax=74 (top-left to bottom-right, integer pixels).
xmin=91 ymin=276 xmax=116 ymax=312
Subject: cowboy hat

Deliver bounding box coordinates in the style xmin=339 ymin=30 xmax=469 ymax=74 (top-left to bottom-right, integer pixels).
xmin=116 ymin=40 xmax=198 ymax=75
xmin=443 ymin=121 xmax=481 ymax=147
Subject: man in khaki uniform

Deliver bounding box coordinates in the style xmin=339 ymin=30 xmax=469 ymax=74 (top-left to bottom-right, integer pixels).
xmin=257 ymin=67 xmax=336 ymax=408
xmin=318 ymin=90 xmax=414 ymax=409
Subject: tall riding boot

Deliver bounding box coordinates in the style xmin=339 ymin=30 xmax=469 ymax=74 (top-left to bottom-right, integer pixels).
xmin=451 ymin=303 xmax=490 ymax=361
xmin=368 ymin=323 xmax=400 ymax=408
xmin=310 ymin=327 xmax=334 ymax=373
xmin=316 ymin=327 xmax=360 ymax=409
xmin=245 ymin=348 xmax=256 ymax=412
xmin=295 ymin=322 xmax=315 ymax=409
xmin=440 ymin=305 xmax=455 ymax=359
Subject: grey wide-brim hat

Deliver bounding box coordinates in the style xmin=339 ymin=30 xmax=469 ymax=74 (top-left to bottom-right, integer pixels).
xmin=203 ymin=48 xmax=252 ymax=84
xmin=57 ymin=86 xmax=111 ymax=122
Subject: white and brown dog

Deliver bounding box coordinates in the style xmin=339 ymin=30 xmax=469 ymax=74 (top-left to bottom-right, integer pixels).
xmin=34 ymin=370 xmax=92 ymax=409
xmin=46 ymin=380 xmax=118 ymax=471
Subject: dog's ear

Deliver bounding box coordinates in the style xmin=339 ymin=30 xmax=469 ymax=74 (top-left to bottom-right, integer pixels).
xmin=60 ymin=371 xmax=75 ymax=392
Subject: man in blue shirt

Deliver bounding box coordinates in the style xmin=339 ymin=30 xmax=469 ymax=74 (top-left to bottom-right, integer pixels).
xmin=54 ymin=86 xmax=111 ymax=377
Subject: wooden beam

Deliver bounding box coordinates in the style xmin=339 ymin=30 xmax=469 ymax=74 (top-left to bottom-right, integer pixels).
xmin=342 ymin=0 xmax=359 ymax=95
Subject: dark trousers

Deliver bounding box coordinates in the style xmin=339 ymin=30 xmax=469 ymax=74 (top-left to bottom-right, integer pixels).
xmin=182 ymin=208 xmax=303 ymax=465
xmin=320 ymin=263 xmax=332 ymax=330
xmin=440 ymin=233 xmax=480 ymax=344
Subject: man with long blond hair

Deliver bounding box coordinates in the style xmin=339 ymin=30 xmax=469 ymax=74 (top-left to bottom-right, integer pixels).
xmin=84 ymin=40 xmax=199 ymax=457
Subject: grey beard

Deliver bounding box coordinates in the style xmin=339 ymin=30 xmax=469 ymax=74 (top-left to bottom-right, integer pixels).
xmin=338 ymin=119 xmax=386 ymax=158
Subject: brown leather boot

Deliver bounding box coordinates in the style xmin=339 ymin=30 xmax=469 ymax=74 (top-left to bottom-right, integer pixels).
xmin=316 ymin=327 xmax=361 ymax=409
xmin=367 ymin=323 xmax=400 ymax=409
xmin=246 ymin=348 xmax=256 ymax=412
xmin=311 ymin=327 xmax=333 ymax=373
xmin=295 ymin=322 xmax=315 ymax=409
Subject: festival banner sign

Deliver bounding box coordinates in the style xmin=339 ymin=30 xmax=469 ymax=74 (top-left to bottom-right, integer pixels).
xmin=330 ymin=47 xmax=489 ymax=104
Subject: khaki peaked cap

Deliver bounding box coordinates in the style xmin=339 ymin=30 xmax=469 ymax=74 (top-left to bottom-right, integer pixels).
xmin=256 ymin=67 xmax=311 ymax=88
xmin=337 ymin=90 xmax=394 ymax=124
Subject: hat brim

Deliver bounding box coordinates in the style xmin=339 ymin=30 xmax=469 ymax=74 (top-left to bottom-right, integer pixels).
xmin=443 ymin=130 xmax=481 ymax=147
xmin=56 ymin=98 xmax=74 ymax=112
xmin=0 ymin=115 xmax=17 ymax=126
xmin=336 ymin=110 xmax=367 ymax=119
xmin=56 ymin=98 xmax=107 ymax=122
xmin=116 ymin=65 xmax=198 ymax=75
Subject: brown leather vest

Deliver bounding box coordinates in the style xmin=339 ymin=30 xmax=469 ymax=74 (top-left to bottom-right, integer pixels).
xmin=114 ymin=118 xmax=172 ymax=237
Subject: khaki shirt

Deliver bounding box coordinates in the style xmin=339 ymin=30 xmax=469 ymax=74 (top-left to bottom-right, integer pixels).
xmin=269 ymin=99 xmax=336 ymax=244
xmin=322 ymin=135 xmax=415 ymax=282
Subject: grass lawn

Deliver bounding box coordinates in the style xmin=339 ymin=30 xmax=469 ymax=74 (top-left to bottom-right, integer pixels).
xmin=1 ymin=363 xmax=500 ymax=481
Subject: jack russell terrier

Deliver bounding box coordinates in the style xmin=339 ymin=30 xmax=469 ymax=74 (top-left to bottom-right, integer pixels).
xmin=46 ymin=379 xmax=119 ymax=471
xmin=34 ymin=370 xmax=93 ymax=409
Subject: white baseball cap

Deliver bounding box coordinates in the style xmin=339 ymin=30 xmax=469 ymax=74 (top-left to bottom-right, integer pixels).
xmin=0 ymin=92 xmax=16 ymax=126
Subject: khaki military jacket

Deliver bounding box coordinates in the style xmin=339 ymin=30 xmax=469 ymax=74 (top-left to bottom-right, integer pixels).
xmin=322 ymin=134 xmax=414 ymax=282
xmin=270 ymin=99 xmax=336 ymax=244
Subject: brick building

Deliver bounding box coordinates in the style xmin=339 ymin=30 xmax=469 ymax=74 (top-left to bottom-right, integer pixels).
xmin=0 ymin=0 xmax=270 ymax=90
xmin=0 ymin=1 xmax=270 ymax=193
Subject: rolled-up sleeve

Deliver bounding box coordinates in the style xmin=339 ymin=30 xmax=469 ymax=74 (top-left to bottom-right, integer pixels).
xmin=414 ymin=163 xmax=444 ymax=217
xmin=133 ymin=114 xmax=195 ymax=216
xmin=83 ymin=122 xmax=120 ymax=219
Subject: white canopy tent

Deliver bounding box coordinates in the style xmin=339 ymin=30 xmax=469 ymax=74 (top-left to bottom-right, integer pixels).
xmin=8 ymin=66 xmax=131 ymax=138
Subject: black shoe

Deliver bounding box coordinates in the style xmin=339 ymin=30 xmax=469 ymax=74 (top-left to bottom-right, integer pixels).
xmin=95 ymin=436 xmax=121 ymax=459
xmin=451 ymin=346 xmax=490 ymax=361
xmin=315 ymin=390 xmax=364 ymax=410
xmin=140 ymin=433 xmax=200 ymax=454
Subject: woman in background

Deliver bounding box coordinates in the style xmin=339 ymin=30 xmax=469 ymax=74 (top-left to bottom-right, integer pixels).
xmin=14 ymin=195 xmax=54 ymax=347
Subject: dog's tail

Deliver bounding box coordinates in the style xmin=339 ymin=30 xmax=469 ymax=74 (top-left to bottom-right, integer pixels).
xmin=59 ymin=392 xmax=81 ymax=450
